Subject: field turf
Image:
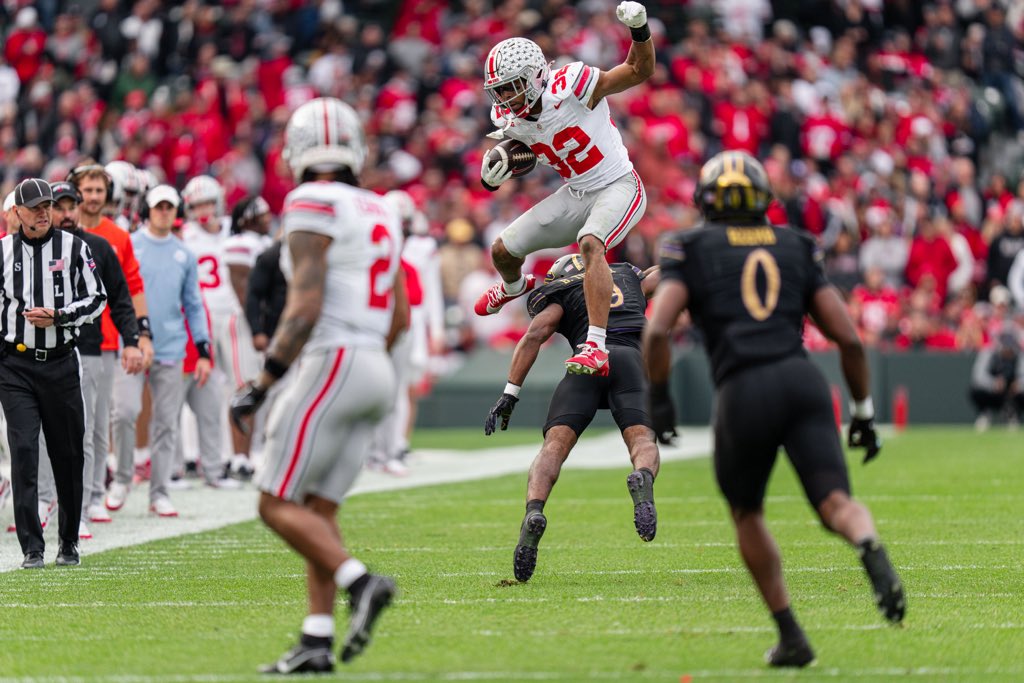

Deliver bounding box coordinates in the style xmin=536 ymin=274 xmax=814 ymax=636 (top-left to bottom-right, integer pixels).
xmin=1 ymin=427 xmax=1022 ymax=682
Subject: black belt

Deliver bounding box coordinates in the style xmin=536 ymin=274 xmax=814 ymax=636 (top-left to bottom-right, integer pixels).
xmin=1 ymin=341 xmax=76 ymax=362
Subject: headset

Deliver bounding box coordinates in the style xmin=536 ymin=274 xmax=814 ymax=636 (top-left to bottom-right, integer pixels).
xmin=66 ymin=162 xmax=113 ymax=204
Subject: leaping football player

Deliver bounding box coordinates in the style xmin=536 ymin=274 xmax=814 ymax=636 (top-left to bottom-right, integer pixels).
xmin=476 ymin=1 xmax=655 ymax=378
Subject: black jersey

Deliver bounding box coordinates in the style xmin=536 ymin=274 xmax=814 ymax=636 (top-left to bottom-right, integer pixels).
xmin=527 ymin=263 xmax=649 ymax=349
xmin=659 ymin=223 xmax=829 ymax=385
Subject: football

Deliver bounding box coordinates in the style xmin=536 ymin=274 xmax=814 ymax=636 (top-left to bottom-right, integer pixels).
xmin=486 ymin=138 xmax=537 ymax=178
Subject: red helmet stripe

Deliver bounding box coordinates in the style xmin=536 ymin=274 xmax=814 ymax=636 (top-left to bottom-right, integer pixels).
xmin=321 ymin=99 xmax=331 ymax=145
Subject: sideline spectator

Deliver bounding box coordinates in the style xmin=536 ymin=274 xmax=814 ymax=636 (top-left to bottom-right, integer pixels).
xmin=969 ymin=327 xmax=1024 ymax=431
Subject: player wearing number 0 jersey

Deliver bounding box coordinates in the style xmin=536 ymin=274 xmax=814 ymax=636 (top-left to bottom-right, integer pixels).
xmin=229 ymin=98 xmax=404 ymax=674
xmin=643 ymin=150 xmax=904 ymax=668
xmin=476 ymin=1 xmax=655 ymax=379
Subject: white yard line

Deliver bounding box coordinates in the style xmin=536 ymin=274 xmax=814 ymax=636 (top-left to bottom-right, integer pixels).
xmin=0 ymin=428 xmax=712 ymax=572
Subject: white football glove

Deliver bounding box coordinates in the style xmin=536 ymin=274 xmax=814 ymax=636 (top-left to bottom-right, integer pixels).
xmin=616 ymin=1 xmax=647 ymax=29
xmin=481 ymin=153 xmax=513 ymax=187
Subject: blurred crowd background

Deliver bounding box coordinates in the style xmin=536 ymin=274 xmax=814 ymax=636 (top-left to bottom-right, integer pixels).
xmin=3 ymin=0 xmax=1024 ymax=358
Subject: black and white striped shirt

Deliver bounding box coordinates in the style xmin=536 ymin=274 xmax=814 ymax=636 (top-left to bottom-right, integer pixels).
xmin=0 ymin=228 xmax=107 ymax=349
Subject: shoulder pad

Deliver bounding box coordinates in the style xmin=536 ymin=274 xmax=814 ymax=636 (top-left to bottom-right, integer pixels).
xmin=526 ymin=288 xmax=547 ymax=318
xmin=548 ymin=61 xmax=599 ymax=104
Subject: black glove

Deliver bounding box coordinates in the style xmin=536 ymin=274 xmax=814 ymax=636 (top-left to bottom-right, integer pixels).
xmin=649 ymin=382 xmax=678 ymax=445
xmin=484 ymin=393 xmax=519 ymax=435
xmin=848 ymin=416 xmax=882 ymax=464
xmin=231 ymin=381 xmax=268 ymax=434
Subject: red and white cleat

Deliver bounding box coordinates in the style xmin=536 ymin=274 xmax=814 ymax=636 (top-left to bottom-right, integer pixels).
xmin=565 ymin=341 xmax=610 ymax=377
xmin=474 ymin=276 xmax=536 ymax=316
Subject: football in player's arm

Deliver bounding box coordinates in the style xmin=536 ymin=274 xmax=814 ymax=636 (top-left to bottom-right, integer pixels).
xmin=475 ymin=1 xmax=655 ymax=378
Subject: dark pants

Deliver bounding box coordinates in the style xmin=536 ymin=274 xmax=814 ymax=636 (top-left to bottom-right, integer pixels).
xmin=969 ymin=387 xmax=1024 ymax=417
xmin=0 ymin=350 xmax=85 ymax=554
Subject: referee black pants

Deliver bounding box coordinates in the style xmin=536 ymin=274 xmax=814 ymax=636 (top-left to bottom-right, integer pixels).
xmin=0 ymin=350 xmax=85 ymax=555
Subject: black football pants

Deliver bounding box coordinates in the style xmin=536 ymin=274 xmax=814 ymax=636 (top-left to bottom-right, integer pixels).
xmin=0 ymin=350 xmax=85 ymax=555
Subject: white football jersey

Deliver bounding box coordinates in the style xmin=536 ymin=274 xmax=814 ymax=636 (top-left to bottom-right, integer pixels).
xmin=182 ymin=220 xmax=241 ymax=315
xmin=492 ymin=61 xmax=633 ymax=193
xmin=224 ymin=231 xmax=273 ymax=269
xmin=280 ymin=182 xmax=404 ymax=351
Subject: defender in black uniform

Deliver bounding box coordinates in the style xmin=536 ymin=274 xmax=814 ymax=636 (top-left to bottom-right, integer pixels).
xmin=485 ymin=254 xmax=663 ymax=582
xmin=643 ymin=151 xmax=905 ymax=667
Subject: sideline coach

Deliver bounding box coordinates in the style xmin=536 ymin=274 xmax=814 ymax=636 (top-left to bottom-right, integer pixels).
xmin=0 ymin=179 xmax=106 ymax=569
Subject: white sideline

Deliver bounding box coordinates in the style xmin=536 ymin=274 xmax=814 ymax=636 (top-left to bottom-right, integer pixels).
xmin=0 ymin=427 xmax=712 ymax=572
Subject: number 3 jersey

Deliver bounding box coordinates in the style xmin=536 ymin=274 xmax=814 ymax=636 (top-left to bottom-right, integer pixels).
xmin=280 ymin=182 xmax=404 ymax=352
xmin=182 ymin=219 xmax=239 ymax=316
xmin=492 ymin=61 xmax=633 ymax=193
xmin=658 ymin=223 xmax=829 ymax=386
xmin=527 ymin=263 xmax=648 ymax=349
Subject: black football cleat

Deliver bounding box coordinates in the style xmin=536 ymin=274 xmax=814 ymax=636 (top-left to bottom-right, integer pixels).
xmin=259 ymin=640 xmax=334 ymax=674
xmin=340 ymin=574 xmax=396 ymax=663
xmin=21 ymin=551 xmax=44 ymax=569
xmin=55 ymin=542 xmax=80 ymax=567
xmin=626 ymin=470 xmax=657 ymax=542
xmin=765 ymin=638 xmax=816 ymax=668
xmin=513 ymin=510 xmax=547 ymax=582
xmin=860 ymin=540 xmax=906 ymax=623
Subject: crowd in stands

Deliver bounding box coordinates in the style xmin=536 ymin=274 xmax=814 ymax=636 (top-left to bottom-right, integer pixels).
xmin=3 ymin=0 xmax=1024 ymax=355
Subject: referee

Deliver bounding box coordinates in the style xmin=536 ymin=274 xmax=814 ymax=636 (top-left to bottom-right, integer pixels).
xmin=0 ymin=178 xmax=106 ymax=569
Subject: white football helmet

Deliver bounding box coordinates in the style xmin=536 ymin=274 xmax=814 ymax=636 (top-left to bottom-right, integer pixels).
xmin=105 ymin=160 xmax=142 ymax=208
xmin=383 ymin=189 xmax=428 ymax=236
xmin=284 ymin=97 xmax=367 ymax=181
xmin=484 ymin=38 xmax=550 ymax=119
xmin=182 ymin=175 xmax=225 ymax=215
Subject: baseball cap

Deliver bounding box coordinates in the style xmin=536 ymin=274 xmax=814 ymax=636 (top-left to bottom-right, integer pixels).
xmin=14 ymin=178 xmax=53 ymax=208
xmin=50 ymin=181 xmax=81 ymax=204
xmin=3 ymin=192 xmax=13 ymax=212
xmin=146 ymin=184 xmax=180 ymax=208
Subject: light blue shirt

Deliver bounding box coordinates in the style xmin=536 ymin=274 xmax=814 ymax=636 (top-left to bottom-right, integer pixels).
xmin=131 ymin=229 xmax=209 ymax=363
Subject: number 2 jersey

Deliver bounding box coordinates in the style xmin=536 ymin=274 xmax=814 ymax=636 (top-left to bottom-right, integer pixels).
xmin=280 ymin=181 xmax=404 ymax=352
xmin=658 ymin=223 xmax=829 ymax=385
xmin=526 ymin=263 xmax=648 ymax=349
xmin=492 ymin=61 xmax=633 ymax=193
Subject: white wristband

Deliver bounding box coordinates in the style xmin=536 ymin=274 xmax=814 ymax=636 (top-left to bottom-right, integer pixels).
xmin=504 ymin=382 xmax=521 ymax=397
xmin=850 ymin=397 xmax=874 ymax=420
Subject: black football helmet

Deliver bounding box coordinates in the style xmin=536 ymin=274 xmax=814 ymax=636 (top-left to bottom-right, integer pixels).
xmin=544 ymin=253 xmax=585 ymax=284
xmin=694 ymin=150 xmax=773 ymax=222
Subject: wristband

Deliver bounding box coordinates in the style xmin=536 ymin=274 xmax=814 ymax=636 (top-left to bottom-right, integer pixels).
xmin=195 ymin=341 xmax=211 ymax=360
xmin=265 ymin=356 xmax=290 ymax=380
xmin=850 ymin=397 xmax=874 ymax=420
xmin=630 ymin=24 xmax=651 ymax=42
xmin=137 ymin=315 xmax=152 ymax=339
xmin=504 ymin=382 xmax=521 ymax=398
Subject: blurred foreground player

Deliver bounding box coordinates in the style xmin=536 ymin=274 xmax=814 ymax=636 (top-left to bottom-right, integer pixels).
xmin=643 ymin=150 xmax=905 ymax=667
xmin=231 ymin=98 xmax=406 ymax=674
xmin=486 ymin=254 xmax=663 ymax=582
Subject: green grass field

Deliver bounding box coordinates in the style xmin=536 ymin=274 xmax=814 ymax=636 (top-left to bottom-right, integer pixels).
xmin=2 ymin=427 xmax=1023 ymax=682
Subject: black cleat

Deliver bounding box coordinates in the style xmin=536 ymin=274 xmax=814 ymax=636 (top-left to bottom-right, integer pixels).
xmin=765 ymin=638 xmax=816 ymax=668
xmin=259 ymin=640 xmax=334 ymax=674
xmin=626 ymin=470 xmax=657 ymax=542
xmin=860 ymin=540 xmax=906 ymax=623
xmin=56 ymin=543 xmax=80 ymax=567
xmin=513 ymin=510 xmax=547 ymax=582
xmin=340 ymin=574 xmax=396 ymax=663
xmin=21 ymin=551 xmax=44 ymax=569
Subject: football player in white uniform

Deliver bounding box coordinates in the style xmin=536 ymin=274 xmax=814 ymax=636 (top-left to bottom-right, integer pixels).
xmin=181 ymin=176 xmax=259 ymax=477
xmin=368 ymin=190 xmax=445 ymax=475
xmin=225 ymin=195 xmax=274 ymax=310
xmin=476 ymin=1 xmax=654 ymax=378
xmin=230 ymin=98 xmax=407 ymax=674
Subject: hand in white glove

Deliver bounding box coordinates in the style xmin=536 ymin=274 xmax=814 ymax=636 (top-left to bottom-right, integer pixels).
xmin=481 ymin=152 xmax=513 ymax=187
xmin=616 ymin=1 xmax=647 ymax=29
